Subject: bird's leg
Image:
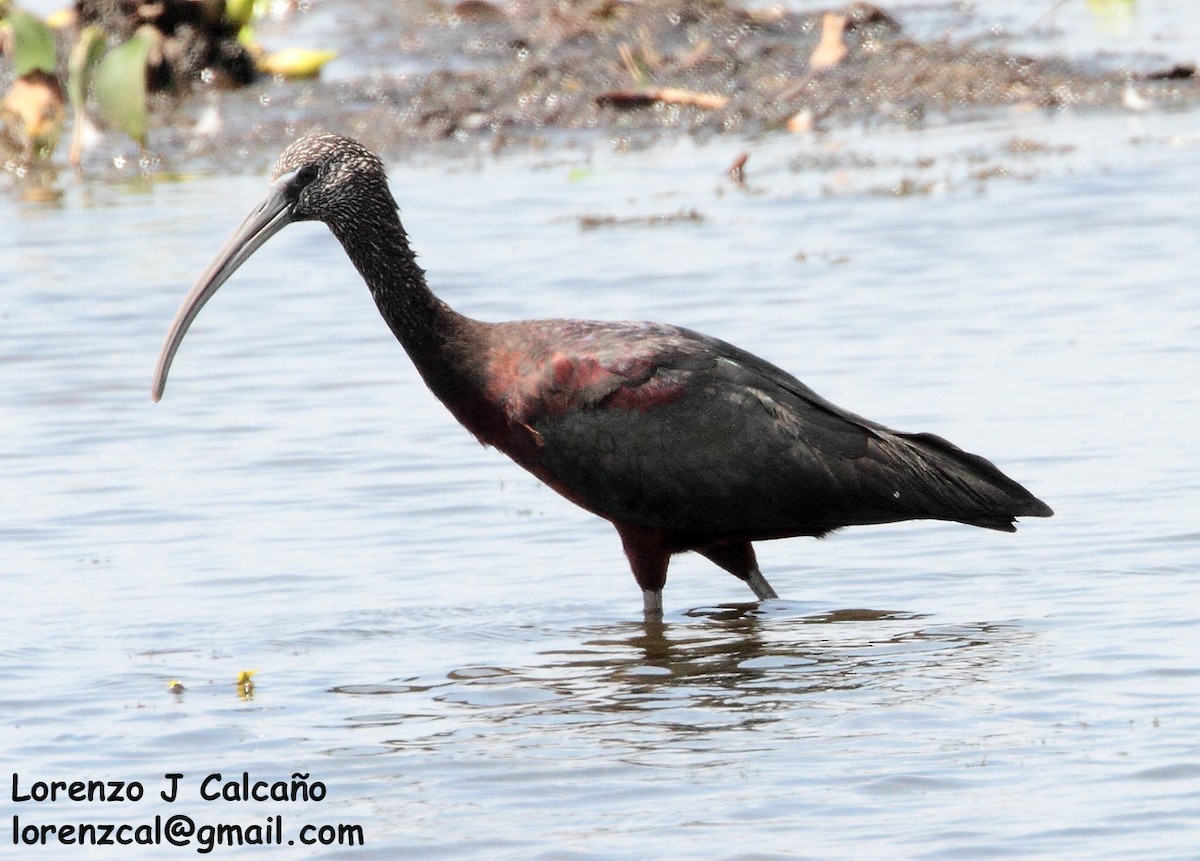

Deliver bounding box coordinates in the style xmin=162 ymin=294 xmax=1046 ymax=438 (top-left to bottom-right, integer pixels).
xmin=614 ymin=523 xmax=672 ymax=618
xmin=698 ymin=542 xmax=779 ymax=601
xmin=642 ymin=589 xmax=664 ymax=616
xmin=744 ymin=568 xmax=779 ymax=601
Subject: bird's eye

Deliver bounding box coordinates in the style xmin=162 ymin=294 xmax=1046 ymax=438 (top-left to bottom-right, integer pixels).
xmin=295 ymin=164 xmax=320 ymax=186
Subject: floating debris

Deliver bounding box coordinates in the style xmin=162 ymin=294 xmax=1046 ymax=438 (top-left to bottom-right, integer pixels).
xmin=596 ymin=87 xmax=729 ymax=111
xmin=1 ymin=69 xmax=64 ymax=157
xmin=577 ymin=208 xmax=705 ymax=230
xmin=235 ymin=669 xmax=258 ymax=699
xmin=727 ymin=151 xmax=748 ymax=184
xmin=1143 ymin=63 xmax=1196 ymax=81
xmin=809 ymin=12 xmax=848 ymax=71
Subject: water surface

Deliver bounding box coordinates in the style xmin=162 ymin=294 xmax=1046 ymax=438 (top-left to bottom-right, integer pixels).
xmin=2 ymin=107 xmax=1199 ymax=858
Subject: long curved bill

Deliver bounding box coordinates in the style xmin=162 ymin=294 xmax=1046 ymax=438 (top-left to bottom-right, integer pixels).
xmin=151 ymin=177 xmax=296 ymax=402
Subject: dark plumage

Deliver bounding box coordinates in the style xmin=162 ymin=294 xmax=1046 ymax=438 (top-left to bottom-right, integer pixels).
xmin=153 ymin=134 xmax=1052 ymax=616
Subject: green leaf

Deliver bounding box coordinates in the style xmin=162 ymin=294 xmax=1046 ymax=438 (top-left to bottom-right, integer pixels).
xmin=224 ymin=0 xmax=255 ymax=31
xmin=92 ymin=28 xmax=154 ymax=145
xmin=7 ymin=8 xmax=58 ymax=76
xmin=67 ymin=24 xmax=106 ymax=113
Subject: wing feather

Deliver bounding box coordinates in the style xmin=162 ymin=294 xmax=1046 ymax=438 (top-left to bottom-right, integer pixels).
xmin=497 ymin=321 xmax=1047 ymax=539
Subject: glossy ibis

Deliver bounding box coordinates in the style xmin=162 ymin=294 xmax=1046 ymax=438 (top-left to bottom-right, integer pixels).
xmin=153 ymin=134 xmax=1052 ymax=616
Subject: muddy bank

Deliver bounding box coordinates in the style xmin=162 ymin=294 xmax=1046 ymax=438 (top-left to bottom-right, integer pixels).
xmin=8 ymin=0 xmax=1200 ymax=178
xmin=140 ymin=0 xmax=1195 ymax=168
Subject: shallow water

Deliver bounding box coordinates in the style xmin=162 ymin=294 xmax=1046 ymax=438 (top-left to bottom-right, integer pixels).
xmin=3 ymin=105 xmax=1199 ymax=858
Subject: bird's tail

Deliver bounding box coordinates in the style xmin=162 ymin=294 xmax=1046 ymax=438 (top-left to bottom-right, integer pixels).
xmin=886 ymin=430 xmax=1054 ymax=532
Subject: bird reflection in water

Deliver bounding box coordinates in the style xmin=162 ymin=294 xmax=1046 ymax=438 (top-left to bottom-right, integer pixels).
xmin=332 ymin=606 xmax=1027 ymax=740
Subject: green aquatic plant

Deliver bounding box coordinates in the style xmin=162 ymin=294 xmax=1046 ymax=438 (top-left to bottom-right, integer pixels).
xmin=91 ymin=24 xmax=157 ymax=146
xmin=1 ymin=3 xmax=156 ymax=160
xmin=4 ymin=7 xmax=56 ymax=76
xmin=3 ymin=0 xmax=335 ymax=162
xmin=1 ymin=8 xmax=62 ymax=156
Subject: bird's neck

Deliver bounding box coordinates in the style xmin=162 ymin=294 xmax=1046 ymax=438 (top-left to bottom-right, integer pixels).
xmin=327 ymin=200 xmax=487 ymax=400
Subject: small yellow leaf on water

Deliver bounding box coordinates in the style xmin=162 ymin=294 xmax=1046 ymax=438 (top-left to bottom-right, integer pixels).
xmin=44 ymin=7 xmax=76 ymax=29
xmin=235 ymin=669 xmax=258 ymax=699
xmin=1086 ymin=0 xmax=1135 ymax=37
xmin=257 ymin=48 xmax=337 ymax=79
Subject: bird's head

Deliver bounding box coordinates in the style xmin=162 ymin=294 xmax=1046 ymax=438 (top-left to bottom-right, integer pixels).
xmin=151 ymin=133 xmax=388 ymax=402
xmin=269 ymin=133 xmax=389 ymax=225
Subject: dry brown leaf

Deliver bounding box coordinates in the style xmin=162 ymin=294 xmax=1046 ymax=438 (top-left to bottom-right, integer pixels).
xmin=786 ymin=109 xmax=815 ymax=134
xmin=728 ymin=152 xmax=748 ymax=183
xmin=809 ymin=12 xmax=848 ymax=71
xmin=596 ymin=87 xmax=729 ymax=110
xmin=654 ymin=87 xmax=729 ymax=109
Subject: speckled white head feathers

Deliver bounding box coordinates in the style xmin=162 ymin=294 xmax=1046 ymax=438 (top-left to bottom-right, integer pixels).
xmin=270 ymin=133 xmax=393 ymax=223
xmin=272 ymin=133 xmax=383 ymax=181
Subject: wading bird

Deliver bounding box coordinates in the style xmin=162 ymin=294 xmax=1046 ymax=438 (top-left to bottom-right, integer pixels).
xmin=153 ymin=134 xmax=1052 ymax=616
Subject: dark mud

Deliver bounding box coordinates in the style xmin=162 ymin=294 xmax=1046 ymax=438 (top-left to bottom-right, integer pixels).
xmin=161 ymin=0 xmax=1199 ymax=166
xmin=8 ymin=0 xmax=1200 ymax=178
